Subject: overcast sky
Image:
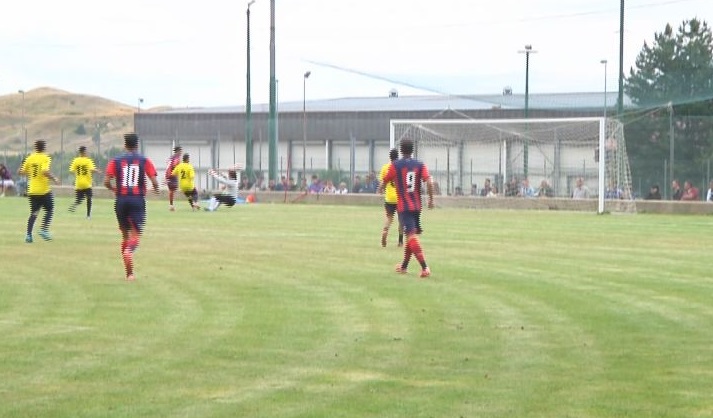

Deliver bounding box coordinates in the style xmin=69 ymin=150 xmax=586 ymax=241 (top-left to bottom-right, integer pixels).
xmin=1 ymin=0 xmax=711 ymax=108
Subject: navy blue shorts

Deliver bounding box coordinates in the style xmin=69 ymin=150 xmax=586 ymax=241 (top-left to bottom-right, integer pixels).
xmin=115 ymin=197 xmax=146 ymax=232
xmin=398 ymin=210 xmax=423 ymax=235
xmin=167 ymin=178 xmax=178 ymax=191
xmin=384 ymin=202 xmax=397 ymax=216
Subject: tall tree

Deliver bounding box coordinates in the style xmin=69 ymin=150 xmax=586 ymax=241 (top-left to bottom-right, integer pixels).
xmin=624 ymin=18 xmax=713 ymax=194
xmin=626 ymin=18 xmax=713 ymax=109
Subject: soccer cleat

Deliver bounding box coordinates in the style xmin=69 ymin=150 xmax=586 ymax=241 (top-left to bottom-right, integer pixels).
xmin=126 ymin=274 xmax=136 ymax=282
xmin=25 ymin=234 xmax=33 ymax=243
xmin=419 ymin=267 xmax=431 ymax=278
xmin=395 ymin=263 xmax=407 ymax=274
xmin=169 ymin=205 xmax=176 ymax=212
xmin=38 ymin=230 xmax=52 ymax=241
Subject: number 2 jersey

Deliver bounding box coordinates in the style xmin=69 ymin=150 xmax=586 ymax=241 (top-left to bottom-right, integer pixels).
xmin=105 ymin=153 xmax=157 ymax=197
xmin=382 ymin=158 xmax=431 ymax=212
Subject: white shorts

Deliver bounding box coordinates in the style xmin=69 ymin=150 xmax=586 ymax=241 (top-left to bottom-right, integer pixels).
xmin=0 ymin=179 xmax=14 ymax=188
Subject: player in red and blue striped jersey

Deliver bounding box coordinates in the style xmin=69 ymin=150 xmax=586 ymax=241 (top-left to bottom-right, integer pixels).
xmin=104 ymin=133 xmax=160 ymax=281
xmin=379 ymin=138 xmax=434 ymax=278
xmin=165 ymin=146 xmax=182 ymax=211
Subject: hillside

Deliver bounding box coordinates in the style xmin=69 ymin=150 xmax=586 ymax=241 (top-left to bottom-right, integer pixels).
xmin=0 ymin=87 xmax=138 ymax=155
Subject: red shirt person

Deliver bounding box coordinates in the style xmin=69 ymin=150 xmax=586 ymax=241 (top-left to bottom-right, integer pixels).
xmin=379 ymin=139 xmax=434 ymax=278
xmin=104 ymin=133 xmax=160 ymax=281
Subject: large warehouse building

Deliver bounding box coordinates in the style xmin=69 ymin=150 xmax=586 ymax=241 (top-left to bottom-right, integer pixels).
xmin=134 ymin=91 xmax=629 ymax=196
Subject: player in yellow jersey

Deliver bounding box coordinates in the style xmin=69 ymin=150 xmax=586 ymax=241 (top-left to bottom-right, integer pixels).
xmin=18 ymin=140 xmax=60 ymax=243
xmin=68 ymin=146 xmax=100 ymax=218
xmin=379 ymin=148 xmax=403 ymax=247
xmin=171 ymin=153 xmax=201 ymax=211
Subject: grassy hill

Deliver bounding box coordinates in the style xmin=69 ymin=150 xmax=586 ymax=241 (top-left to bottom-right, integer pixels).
xmin=0 ymin=87 xmax=137 ymax=156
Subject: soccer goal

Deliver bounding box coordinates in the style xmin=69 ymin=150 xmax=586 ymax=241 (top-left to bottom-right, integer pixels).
xmin=390 ymin=117 xmax=635 ymax=214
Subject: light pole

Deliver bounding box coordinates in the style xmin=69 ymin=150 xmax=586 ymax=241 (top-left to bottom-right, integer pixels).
xmin=302 ymin=71 xmax=311 ymax=181
xmin=268 ymin=0 xmax=277 ymax=182
xmin=617 ymin=0 xmax=625 ymax=115
xmin=669 ymin=101 xmax=674 ymax=191
xmin=246 ymin=0 xmax=256 ymax=181
xmin=137 ymin=97 xmax=144 ymax=112
xmin=600 ymin=60 xmax=608 ymax=120
xmin=518 ymin=44 xmax=536 ymax=178
xmin=18 ymin=90 xmax=26 ymax=155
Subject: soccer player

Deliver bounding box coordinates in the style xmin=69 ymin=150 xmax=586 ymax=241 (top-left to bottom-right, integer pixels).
xmin=104 ymin=133 xmax=160 ymax=281
xmin=165 ymin=145 xmax=182 ymax=211
xmin=205 ymin=167 xmax=241 ymax=211
xmin=379 ymin=148 xmax=403 ymax=247
xmin=19 ymin=140 xmax=60 ymax=243
xmin=68 ymin=145 xmax=100 ymax=218
xmin=171 ymin=153 xmax=201 ymax=211
xmin=378 ymin=139 xmax=434 ymax=278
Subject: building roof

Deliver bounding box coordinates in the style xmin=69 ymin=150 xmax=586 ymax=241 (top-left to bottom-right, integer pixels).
xmin=157 ymin=92 xmax=632 ymax=115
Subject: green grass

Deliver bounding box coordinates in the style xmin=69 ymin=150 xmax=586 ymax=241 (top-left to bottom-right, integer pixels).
xmin=1 ymin=196 xmax=713 ymax=418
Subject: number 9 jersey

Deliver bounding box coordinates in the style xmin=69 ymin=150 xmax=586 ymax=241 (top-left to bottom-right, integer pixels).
xmin=105 ymin=153 xmax=157 ymax=197
xmin=383 ymin=157 xmax=431 ymax=212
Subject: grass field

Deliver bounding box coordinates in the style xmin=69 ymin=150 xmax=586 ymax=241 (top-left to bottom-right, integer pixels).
xmin=1 ymin=196 xmax=712 ymax=418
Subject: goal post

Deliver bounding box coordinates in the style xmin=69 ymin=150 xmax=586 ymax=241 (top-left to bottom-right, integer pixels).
xmin=389 ymin=117 xmax=635 ymax=214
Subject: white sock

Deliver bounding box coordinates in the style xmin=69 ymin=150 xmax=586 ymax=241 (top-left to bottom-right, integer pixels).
xmin=209 ymin=197 xmax=220 ymax=211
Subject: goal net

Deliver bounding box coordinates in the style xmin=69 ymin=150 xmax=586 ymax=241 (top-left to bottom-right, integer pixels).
xmin=389 ymin=117 xmax=635 ymax=213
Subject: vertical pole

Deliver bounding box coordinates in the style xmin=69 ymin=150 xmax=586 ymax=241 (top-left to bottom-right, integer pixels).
xmin=267 ymin=0 xmax=277 ymax=182
xmin=601 ymin=60 xmax=608 ymax=119
xmin=519 ymin=45 xmax=535 ymax=179
xmin=524 ymin=49 xmax=530 ymax=178
xmin=669 ymin=103 xmax=674 ymax=186
xmin=617 ymin=0 xmax=625 ymax=116
xmin=246 ymin=1 xmax=254 ymax=180
xmin=302 ymin=73 xmax=308 ymax=180
xmin=598 ymin=118 xmax=606 ymax=214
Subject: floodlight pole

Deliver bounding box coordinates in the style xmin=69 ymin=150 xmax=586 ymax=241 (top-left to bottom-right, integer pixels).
xmin=617 ymin=0 xmax=625 ymax=115
xmin=246 ymin=0 xmax=255 ymax=181
xmin=518 ymin=45 xmax=536 ymax=178
xmin=302 ymin=71 xmax=311 ymax=180
xmin=600 ymin=60 xmax=608 ymax=120
xmin=267 ymin=0 xmax=278 ymax=182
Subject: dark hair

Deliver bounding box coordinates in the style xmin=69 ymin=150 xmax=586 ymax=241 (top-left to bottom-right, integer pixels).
xmin=389 ymin=148 xmax=398 ymax=161
xmin=400 ymin=139 xmax=414 ymax=156
xmin=173 ymin=146 xmax=182 ymax=153
xmin=228 ymin=170 xmax=237 ymax=180
xmin=78 ymin=146 xmax=87 ymax=153
xmin=182 ymin=153 xmax=190 ymax=162
xmin=35 ymin=140 xmax=47 ymax=152
xmin=124 ymin=133 xmax=139 ymax=149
